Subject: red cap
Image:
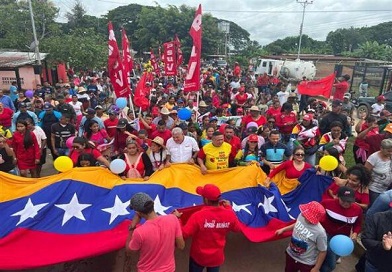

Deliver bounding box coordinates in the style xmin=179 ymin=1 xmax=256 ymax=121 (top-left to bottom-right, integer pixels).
xmin=196 ymin=184 xmax=221 ymax=201
xmin=377 ymin=95 xmax=386 ymax=101
xmin=248 ymin=134 xmax=259 ymax=142
xmin=299 ymin=201 xmax=326 ymax=224
xmin=303 ymin=114 xmax=313 ymax=121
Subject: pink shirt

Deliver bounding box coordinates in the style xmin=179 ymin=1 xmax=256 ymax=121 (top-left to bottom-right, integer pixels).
xmin=129 ymin=215 xmax=182 ymax=272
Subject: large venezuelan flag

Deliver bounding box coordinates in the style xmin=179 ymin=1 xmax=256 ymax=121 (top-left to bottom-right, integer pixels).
xmin=0 ymin=165 xmax=332 ymax=270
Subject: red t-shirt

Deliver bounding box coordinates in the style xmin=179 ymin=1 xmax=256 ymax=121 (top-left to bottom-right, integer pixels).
xmin=334 ymin=81 xmax=349 ymax=101
xmin=69 ymin=148 xmax=102 ymax=165
xmin=354 ymin=123 xmax=378 ymax=150
xmin=268 ymin=160 xmax=312 ymax=179
xmin=225 ymin=136 xmax=241 ymax=155
xmin=265 ymin=107 xmax=281 ymax=119
xmin=182 ymin=205 xmax=241 ymax=267
xmin=104 ymin=118 xmax=118 ymax=138
xmin=241 ymin=114 xmax=267 ymax=128
xmin=276 ymin=112 xmax=297 ymax=134
xmin=0 ymin=107 xmax=13 ymax=128
xmin=151 ymin=130 xmax=172 ymax=145
xmin=322 ymin=183 xmax=369 ymax=206
xmin=234 ymin=93 xmax=250 ymax=105
xmin=139 ymin=121 xmax=157 ymax=139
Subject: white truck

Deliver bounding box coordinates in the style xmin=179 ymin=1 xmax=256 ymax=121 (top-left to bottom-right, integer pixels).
xmin=254 ymin=58 xmax=316 ymax=81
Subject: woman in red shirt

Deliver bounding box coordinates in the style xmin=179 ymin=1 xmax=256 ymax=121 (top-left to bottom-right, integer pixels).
xmin=69 ymin=136 xmax=110 ymax=167
xmin=0 ymin=102 xmax=13 ymax=129
xmin=276 ymin=102 xmax=297 ymax=144
xmin=353 ymin=115 xmax=378 ymax=164
xmin=119 ymin=140 xmax=153 ymax=180
xmin=265 ymin=146 xmax=312 ymax=194
xmin=12 ymin=120 xmax=40 ymax=177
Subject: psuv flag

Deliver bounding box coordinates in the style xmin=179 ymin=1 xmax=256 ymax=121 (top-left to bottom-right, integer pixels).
xmin=0 ymin=165 xmax=332 ymax=269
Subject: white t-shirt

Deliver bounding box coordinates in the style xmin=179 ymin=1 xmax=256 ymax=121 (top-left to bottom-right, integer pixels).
xmin=367 ymin=152 xmax=392 ymax=193
xmin=69 ymin=101 xmax=83 ymax=116
xmin=32 ymin=126 xmax=47 ymax=148
xmin=277 ymin=91 xmax=289 ymax=106
xmin=371 ymin=103 xmax=384 ymax=116
xmin=166 ymin=136 xmax=199 ymax=163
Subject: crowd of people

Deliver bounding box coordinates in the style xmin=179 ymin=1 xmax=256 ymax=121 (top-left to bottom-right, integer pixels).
xmin=2 ymin=63 xmax=392 ymax=271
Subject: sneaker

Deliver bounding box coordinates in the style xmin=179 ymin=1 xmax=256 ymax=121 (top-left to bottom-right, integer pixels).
xmin=336 ymin=257 xmax=342 ymax=264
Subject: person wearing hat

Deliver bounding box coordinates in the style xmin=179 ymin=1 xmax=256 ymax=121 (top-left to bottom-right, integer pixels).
xmin=320 ymin=186 xmax=363 ymax=272
xmin=78 ymin=108 xmax=105 ymax=136
xmin=236 ymin=134 xmax=264 ymax=166
xmin=152 ymin=107 xmax=175 ymax=130
xmin=173 ymin=184 xmax=241 ymax=272
xmin=287 ymin=92 xmax=299 ymax=114
xmin=94 ymin=105 xmax=108 ymax=122
xmin=126 ymin=192 xmax=185 ymax=271
xmin=147 ymin=136 xmax=168 ymax=172
xmin=333 ymin=74 xmax=350 ymax=101
xmin=55 ymin=94 xmax=76 ymax=122
xmin=342 ymin=93 xmax=354 ymax=116
xmin=113 ymin=118 xmax=138 ymax=156
xmin=11 ymin=102 xmax=39 ymax=132
xmin=291 ymin=113 xmax=320 ymax=165
xmin=76 ymin=86 xmax=90 ymax=110
xmin=240 ymin=105 xmax=267 ymax=135
xmin=371 ymin=95 xmax=386 ymax=117
xmin=103 ymin=109 xmax=119 ymax=139
xmin=275 ymin=201 xmax=327 ymax=272
xmin=240 ymin=125 xmax=265 ymax=150
xmin=318 ymin=99 xmax=349 ymax=135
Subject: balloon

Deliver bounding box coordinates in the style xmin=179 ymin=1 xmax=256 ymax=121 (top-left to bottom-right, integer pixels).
xmin=110 ymin=159 xmax=126 ymax=174
xmin=115 ymin=97 xmax=128 ymax=109
xmin=319 ymin=155 xmax=339 ymax=171
xmin=54 ymin=156 xmax=74 ymax=172
xmin=66 ymin=136 xmax=75 ymax=149
xmin=178 ymin=108 xmax=192 ymax=120
xmin=329 ymin=235 xmax=354 ymax=257
xmin=25 ymin=90 xmax=34 ymax=98
xmin=246 ymin=122 xmax=258 ymax=129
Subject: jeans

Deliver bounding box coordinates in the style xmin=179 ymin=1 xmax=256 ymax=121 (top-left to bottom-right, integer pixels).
xmin=189 ymin=258 xmax=220 ymax=272
xmin=369 ymin=190 xmax=381 ymax=208
xmin=365 ymin=260 xmax=379 ymax=272
xmin=55 ymin=147 xmax=70 ymax=156
xmin=320 ymin=235 xmax=338 ymax=272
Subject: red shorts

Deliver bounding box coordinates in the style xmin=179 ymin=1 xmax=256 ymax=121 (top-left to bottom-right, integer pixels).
xmin=285 ymin=252 xmax=314 ymax=272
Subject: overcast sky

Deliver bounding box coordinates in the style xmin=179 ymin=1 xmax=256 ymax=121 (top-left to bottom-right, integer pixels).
xmin=54 ymin=0 xmax=392 ymax=45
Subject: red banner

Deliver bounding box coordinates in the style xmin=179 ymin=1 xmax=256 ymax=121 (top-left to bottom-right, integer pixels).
xmin=163 ymin=42 xmax=177 ymax=76
xmin=121 ymin=28 xmax=133 ymax=81
xmin=150 ymin=49 xmax=160 ymax=77
xmin=174 ymin=34 xmax=183 ymax=67
xmin=134 ymin=72 xmax=153 ymax=110
xmin=184 ymin=4 xmax=202 ymax=92
xmin=297 ymin=73 xmax=335 ymax=98
xmin=107 ymin=22 xmax=130 ymax=98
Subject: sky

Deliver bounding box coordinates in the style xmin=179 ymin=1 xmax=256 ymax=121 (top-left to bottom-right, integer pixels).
xmin=54 ymin=0 xmax=392 ymax=46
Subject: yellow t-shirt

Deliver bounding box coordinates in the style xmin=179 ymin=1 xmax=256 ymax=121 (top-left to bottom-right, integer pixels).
xmin=202 ymin=142 xmax=232 ymax=170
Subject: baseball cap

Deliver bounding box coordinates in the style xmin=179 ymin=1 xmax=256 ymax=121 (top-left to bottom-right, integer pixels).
xmin=18 ymin=102 xmax=27 ymax=108
xmin=177 ymin=99 xmax=184 ymax=103
xmin=86 ymin=108 xmax=96 ymax=115
xmin=178 ymin=122 xmax=188 ymax=130
xmin=303 ymin=114 xmax=313 ymax=121
xmin=129 ymin=193 xmax=154 ymax=213
xmin=209 ymin=116 xmax=218 ymax=122
xmin=377 ymin=95 xmax=386 ymax=101
xmin=43 ymin=103 xmax=53 ymax=111
xmin=299 ymin=201 xmax=326 ymax=224
xmin=332 ymin=99 xmax=343 ymax=107
xmin=343 ymin=93 xmax=351 ymax=99
xmin=95 ymin=105 xmax=103 ymax=110
xmin=384 ymin=123 xmax=392 ymax=134
xmin=248 ymin=134 xmax=259 ymax=142
xmin=57 ymin=94 xmax=65 ymax=99
xmin=196 ymin=184 xmax=221 ymax=201
xmin=117 ymin=118 xmax=128 ymax=128
xmin=337 ymin=186 xmax=355 ymax=202
xmin=247 ymin=126 xmax=258 ymax=134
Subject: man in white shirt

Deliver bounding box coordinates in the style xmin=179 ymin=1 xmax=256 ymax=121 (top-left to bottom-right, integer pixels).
xmin=165 ymin=127 xmax=199 ymax=165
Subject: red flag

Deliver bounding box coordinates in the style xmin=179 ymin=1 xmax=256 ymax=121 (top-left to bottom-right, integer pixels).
xmin=134 ymin=72 xmax=152 ymax=110
xmin=108 ymin=22 xmax=130 ymax=98
xmin=297 ymin=73 xmax=336 ymax=98
xmin=184 ymin=4 xmax=202 ymax=92
xmin=150 ymin=50 xmax=160 ymax=77
xmin=174 ymin=34 xmax=183 ymax=67
xmin=163 ymin=42 xmax=177 ymax=76
xmin=121 ymin=28 xmax=133 ymax=80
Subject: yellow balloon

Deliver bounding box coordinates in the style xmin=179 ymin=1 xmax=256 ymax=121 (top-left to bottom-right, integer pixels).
xmin=54 ymin=156 xmax=74 ymax=172
xmin=319 ymin=155 xmax=339 ymax=172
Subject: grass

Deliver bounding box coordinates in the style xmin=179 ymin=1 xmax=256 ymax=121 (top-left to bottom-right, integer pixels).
xmin=345 ymin=137 xmax=355 ymax=168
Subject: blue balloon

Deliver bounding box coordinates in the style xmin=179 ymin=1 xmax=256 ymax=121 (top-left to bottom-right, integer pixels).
xmin=178 ymin=108 xmax=192 ymax=120
xmin=329 ymin=235 xmax=354 ymax=257
xmin=110 ymin=159 xmax=126 ymax=174
xmin=115 ymin=97 xmax=128 ymax=109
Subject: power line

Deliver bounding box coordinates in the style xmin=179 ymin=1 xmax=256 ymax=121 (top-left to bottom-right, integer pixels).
xmin=207 ymin=9 xmax=392 ymax=13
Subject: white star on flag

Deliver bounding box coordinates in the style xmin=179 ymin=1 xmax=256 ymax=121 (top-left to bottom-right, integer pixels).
xmin=281 ymin=199 xmax=295 ymax=220
xmin=11 ymin=198 xmax=49 ymax=226
xmin=55 ymin=193 xmax=92 ymax=226
xmin=232 ymin=202 xmax=252 ymax=215
xmin=258 ymin=195 xmax=278 ymax=214
xmin=102 ymin=195 xmax=130 ymax=224
xmin=154 ymin=195 xmax=171 ymax=215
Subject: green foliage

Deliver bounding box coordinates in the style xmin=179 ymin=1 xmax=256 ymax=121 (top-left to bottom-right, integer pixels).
xmin=342 ymin=41 xmax=392 ymax=61
xmin=264 ymin=35 xmax=331 ymax=55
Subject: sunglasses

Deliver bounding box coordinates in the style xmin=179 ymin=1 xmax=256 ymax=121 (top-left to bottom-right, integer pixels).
xmin=268 ymin=121 xmax=275 ymax=123
xmin=294 ymin=153 xmax=305 ymax=157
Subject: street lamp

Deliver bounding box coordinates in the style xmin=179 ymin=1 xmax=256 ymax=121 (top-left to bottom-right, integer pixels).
xmin=218 ymin=21 xmax=230 ymax=60
xmin=296 ymin=0 xmax=313 ymax=60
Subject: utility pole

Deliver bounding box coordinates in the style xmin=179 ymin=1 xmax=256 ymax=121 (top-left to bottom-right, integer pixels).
xmin=296 ymin=0 xmax=313 ymax=60
xmin=28 ymin=0 xmax=41 ymax=66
